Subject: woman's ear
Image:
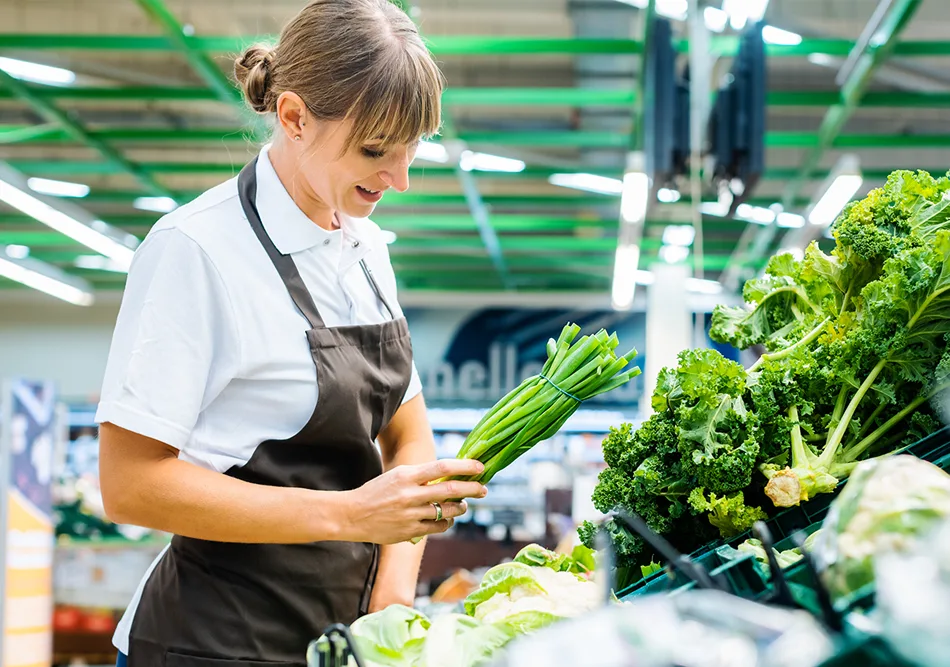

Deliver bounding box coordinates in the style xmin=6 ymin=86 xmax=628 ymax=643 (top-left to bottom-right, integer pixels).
xmin=275 ymin=91 xmax=309 ymax=143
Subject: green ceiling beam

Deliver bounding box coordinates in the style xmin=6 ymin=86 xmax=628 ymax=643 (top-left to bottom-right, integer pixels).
xmin=0 ymin=86 xmax=635 ymax=108
xmin=10 ymin=125 xmax=950 ymax=149
xmin=5 ymin=33 xmax=950 ymax=57
xmin=0 ymin=70 xmax=175 ymax=201
xmin=0 ymin=126 xmax=627 ymax=148
xmin=130 ymin=0 xmax=266 ymax=140
xmin=22 ymin=158 xmax=928 ymax=187
xmin=458 ymin=131 xmax=629 ymax=148
xmin=783 ymin=0 xmax=921 ymax=208
xmin=11 ymin=85 xmax=950 ymax=109
xmin=724 ymin=0 xmax=922 ymax=293
xmin=0 ymin=123 xmax=62 ymax=144
xmin=0 ymin=34 xmax=643 ymax=55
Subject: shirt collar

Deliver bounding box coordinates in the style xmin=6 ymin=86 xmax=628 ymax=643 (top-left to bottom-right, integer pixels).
xmin=254 ymin=145 xmax=366 ymax=255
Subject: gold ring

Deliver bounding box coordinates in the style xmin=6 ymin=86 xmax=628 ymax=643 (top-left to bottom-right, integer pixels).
xmin=431 ymin=501 xmax=443 ymax=522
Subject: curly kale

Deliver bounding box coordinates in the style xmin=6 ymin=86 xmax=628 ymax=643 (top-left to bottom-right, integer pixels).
xmin=586 ymin=170 xmax=950 ymax=571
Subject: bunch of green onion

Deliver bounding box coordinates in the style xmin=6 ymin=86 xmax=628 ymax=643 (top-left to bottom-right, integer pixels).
xmin=455 ymin=323 xmax=641 ymax=485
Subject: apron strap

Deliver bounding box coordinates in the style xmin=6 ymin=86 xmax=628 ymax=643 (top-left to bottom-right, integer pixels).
xmin=359 ymin=260 xmax=396 ymax=320
xmin=238 ymin=158 xmax=325 ymax=329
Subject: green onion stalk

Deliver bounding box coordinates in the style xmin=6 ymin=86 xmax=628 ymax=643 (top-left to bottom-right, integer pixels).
xmin=453 ymin=323 xmax=641 ymax=485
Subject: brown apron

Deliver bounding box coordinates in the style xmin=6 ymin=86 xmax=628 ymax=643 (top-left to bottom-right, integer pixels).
xmin=126 ymin=157 xmax=414 ymax=666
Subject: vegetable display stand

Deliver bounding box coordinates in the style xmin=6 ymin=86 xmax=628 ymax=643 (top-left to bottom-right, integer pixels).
xmin=616 ymin=547 xmax=767 ymax=601
xmin=689 ymin=425 xmax=950 ymax=561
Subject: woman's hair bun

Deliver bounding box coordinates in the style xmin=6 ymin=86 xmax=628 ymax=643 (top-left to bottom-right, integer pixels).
xmin=234 ymin=45 xmax=276 ymax=114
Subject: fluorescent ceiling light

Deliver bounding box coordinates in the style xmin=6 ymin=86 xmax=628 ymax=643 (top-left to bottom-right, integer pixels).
xmin=736 ymin=203 xmax=776 ymax=225
xmin=704 ymin=7 xmax=729 ymax=32
xmin=0 ymin=57 xmax=76 ymax=86
xmin=379 ymin=229 xmax=398 ymax=245
xmin=778 ymin=246 xmax=806 ymax=262
xmin=620 ymin=172 xmax=649 ymax=224
xmin=414 ymin=140 xmax=449 ymax=164
xmin=700 ymin=202 xmax=729 ymax=217
xmin=747 ymin=0 xmax=770 ymax=22
xmin=548 ymin=173 xmax=623 ymax=196
xmin=611 ymin=244 xmax=640 ymax=311
xmin=657 ymin=187 xmax=682 ymax=203
xmin=662 ymin=225 xmax=695 ymax=247
xmin=659 ymin=244 xmax=690 ymax=264
xmin=614 ymin=0 xmax=686 ymax=20
xmin=74 ymin=255 xmax=129 ymax=273
xmin=27 ymin=177 xmax=89 ymax=199
xmin=459 ymin=151 xmax=525 ymax=174
xmin=776 ymin=212 xmax=806 ymax=228
xmin=762 ymin=25 xmax=803 ymax=46
xmin=686 ymin=277 xmax=724 ymax=295
xmin=723 ymin=0 xmax=748 ymax=30
xmin=809 ymin=174 xmax=863 ymax=226
xmin=0 ymin=176 xmax=136 ymax=268
xmin=808 ymin=53 xmax=834 ymax=66
xmin=0 ymin=254 xmax=93 ymax=306
xmin=5 ymin=244 xmax=30 ymax=259
xmin=133 ymin=196 xmax=178 ymax=214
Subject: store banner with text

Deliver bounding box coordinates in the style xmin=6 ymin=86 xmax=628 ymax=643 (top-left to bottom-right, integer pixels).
xmin=1 ymin=379 xmax=56 ymax=667
xmin=404 ymin=308 xmax=647 ymax=409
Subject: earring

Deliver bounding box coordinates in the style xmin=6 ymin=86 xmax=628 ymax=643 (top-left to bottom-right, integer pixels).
xmin=294 ymin=135 xmax=301 ymax=141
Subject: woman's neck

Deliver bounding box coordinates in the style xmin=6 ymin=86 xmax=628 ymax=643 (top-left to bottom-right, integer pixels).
xmin=267 ymin=138 xmax=336 ymax=231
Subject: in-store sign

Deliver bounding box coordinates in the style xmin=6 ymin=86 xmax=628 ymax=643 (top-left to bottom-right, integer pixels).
xmin=423 ymin=342 xmax=640 ymax=404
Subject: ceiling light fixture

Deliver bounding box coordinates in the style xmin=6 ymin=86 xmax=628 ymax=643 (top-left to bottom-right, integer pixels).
xmin=459 ymin=150 xmax=525 ymax=174
xmin=414 ymin=140 xmax=450 ymax=164
xmin=776 ymin=212 xmax=806 ymax=228
xmin=662 ymin=225 xmax=696 ymax=247
xmin=656 ymin=187 xmax=682 ymax=203
xmin=808 ymin=154 xmax=863 ymax=226
xmin=704 ymin=6 xmax=729 ymax=32
xmin=5 ymin=244 xmax=30 ymax=260
xmin=611 ymin=244 xmax=640 ymax=311
xmin=0 ymin=249 xmax=94 ymax=306
xmin=27 ymin=177 xmax=90 ymax=199
xmin=548 ymin=173 xmax=623 ymax=196
xmin=133 ymin=196 xmax=179 ymax=214
xmin=659 ymin=244 xmax=690 ymax=264
xmin=620 ymin=171 xmax=649 ymax=224
xmin=379 ymin=230 xmax=398 ymax=245
xmin=0 ymin=56 xmax=76 ymax=86
xmin=0 ymin=167 xmax=136 ymax=269
xmin=762 ymin=25 xmax=803 ymax=45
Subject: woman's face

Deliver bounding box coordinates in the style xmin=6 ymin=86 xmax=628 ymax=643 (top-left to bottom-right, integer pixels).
xmin=301 ymin=118 xmax=419 ymax=219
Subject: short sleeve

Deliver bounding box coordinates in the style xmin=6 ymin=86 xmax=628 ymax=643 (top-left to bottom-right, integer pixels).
xmin=95 ymin=228 xmax=241 ymax=449
xmin=402 ymin=362 xmax=423 ymax=405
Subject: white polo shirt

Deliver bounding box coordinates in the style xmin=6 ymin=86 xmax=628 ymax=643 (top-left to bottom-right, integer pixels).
xmin=97 ymin=145 xmax=423 ymax=653
xmin=96 ymin=144 xmax=422 ymax=472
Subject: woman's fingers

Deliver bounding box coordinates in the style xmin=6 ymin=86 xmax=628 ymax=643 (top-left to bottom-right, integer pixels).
xmin=413 ymin=500 xmax=467 ymax=522
xmin=406 ymin=459 xmax=485 ymax=485
xmin=419 ymin=517 xmax=455 ymax=536
xmin=417 ymin=480 xmax=486 ymax=504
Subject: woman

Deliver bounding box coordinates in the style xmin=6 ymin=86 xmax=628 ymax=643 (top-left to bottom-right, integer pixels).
xmin=96 ymin=1 xmax=487 ymax=665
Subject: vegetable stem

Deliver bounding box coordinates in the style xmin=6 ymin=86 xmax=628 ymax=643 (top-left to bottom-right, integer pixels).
xmin=819 ymin=359 xmax=887 ymax=469
xmin=749 ymin=317 xmax=830 ymax=372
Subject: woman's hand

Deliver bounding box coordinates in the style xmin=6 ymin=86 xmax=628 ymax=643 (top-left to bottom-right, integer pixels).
xmin=338 ymin=459 xmax=487 ymax=544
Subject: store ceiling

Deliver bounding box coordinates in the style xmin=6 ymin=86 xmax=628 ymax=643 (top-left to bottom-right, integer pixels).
xmin=1 ymin=0 xmax=949 ymax=301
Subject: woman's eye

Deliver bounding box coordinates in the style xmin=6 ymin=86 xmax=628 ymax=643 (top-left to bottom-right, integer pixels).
xmin=361 ymin=147 xmax=386 ymax=159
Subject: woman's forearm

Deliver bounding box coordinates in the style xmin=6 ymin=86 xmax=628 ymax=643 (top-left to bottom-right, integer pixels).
xmin=99 ymin=423 xmax=345 ymax=544
xmin=371 ymin=395 xmax=439 ymax=610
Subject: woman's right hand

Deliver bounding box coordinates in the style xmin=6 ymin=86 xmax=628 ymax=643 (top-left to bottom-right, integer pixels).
xmin=338 ymin=459 xmax=488 ymax=544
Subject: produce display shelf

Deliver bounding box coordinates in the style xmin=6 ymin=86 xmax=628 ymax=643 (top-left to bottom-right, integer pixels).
xmin=617 ymin=425 xmax=950 ymax=605
xmin=694 ymin=425 xmax=950 ymax=559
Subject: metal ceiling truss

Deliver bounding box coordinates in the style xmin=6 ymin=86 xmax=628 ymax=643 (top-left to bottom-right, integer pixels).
xmin=721 ymin=0 xmax=924 ymax=289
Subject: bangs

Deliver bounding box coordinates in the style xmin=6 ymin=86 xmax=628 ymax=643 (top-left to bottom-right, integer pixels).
xmin=342 ymin=42 xmax=444 ymax=153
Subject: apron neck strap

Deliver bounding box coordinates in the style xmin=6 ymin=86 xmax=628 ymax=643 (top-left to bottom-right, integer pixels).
xmin=238 ymin=157 xmax=325 ymax=329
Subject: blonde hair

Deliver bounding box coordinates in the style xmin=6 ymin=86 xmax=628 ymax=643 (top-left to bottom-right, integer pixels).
xmin=233 ymin=0 xmax=444 ymax=152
